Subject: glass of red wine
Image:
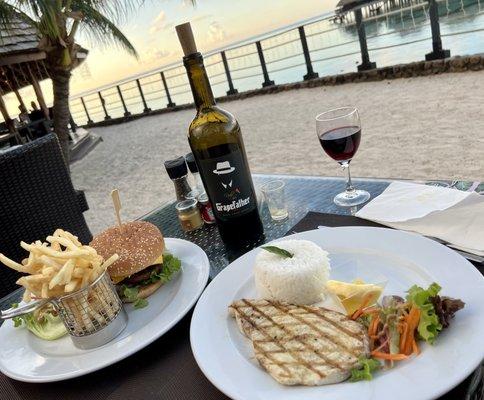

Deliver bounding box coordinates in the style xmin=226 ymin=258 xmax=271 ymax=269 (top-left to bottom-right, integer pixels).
xmin=316 ymin=107 xmax=370 ymax=207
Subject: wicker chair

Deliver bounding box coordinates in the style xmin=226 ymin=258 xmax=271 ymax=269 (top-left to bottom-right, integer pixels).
xmin=0 ymin=134 xmax=92 ymax=299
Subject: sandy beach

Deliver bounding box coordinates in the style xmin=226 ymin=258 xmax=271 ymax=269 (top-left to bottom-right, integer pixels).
xmin=71 ymin=71 xmax=484 ymax=235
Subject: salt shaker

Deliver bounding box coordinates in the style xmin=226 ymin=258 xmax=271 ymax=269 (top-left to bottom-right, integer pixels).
xmin=185 ymin=152 xmax=205 ymax=193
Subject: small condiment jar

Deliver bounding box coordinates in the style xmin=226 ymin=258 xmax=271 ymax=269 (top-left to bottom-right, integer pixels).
xmin=175 ymin=199 xmax=204 ymax=232
xmin=198 ymin=192 xmax=216 ymax=224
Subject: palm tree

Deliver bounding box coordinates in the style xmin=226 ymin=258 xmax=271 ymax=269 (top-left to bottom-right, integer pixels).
xmin=0 ymin=0 xmax=140 ymax=164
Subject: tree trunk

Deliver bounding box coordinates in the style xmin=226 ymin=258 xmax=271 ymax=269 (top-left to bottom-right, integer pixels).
xmin=50 ymin=68 xmax=72 ymax=167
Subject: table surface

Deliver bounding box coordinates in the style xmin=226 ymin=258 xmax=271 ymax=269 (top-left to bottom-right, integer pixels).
xmin=1 ymin=174 xmax=482 ymax=400
xmin=141 ymin=174 xmax=482 ymax=278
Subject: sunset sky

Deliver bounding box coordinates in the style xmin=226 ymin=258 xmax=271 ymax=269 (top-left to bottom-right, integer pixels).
xmin=3 ymin=0 xmax=337 ymax=116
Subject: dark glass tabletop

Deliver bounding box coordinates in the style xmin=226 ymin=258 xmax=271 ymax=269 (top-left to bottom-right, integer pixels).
xmin=141 ymin=174 xmax=482 ymax=278
xmin=142 ymin=174 xmax=392 ymax=278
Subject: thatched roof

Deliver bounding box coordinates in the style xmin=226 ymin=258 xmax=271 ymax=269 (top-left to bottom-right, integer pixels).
xmin=0 ymin=19 xmax=39 ymax=57
xmin=0 ymin=17 xmax=87 ymax=93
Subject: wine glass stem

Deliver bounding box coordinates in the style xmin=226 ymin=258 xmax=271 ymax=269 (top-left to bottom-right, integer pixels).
xmin=344 ymin=161 xmax=354 ymax=192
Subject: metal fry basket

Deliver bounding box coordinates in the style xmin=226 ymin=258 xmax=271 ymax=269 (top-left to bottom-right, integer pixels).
xmin=51 ymin=271 xmax=128 ymax=349
xmin=1 ymin=271 xmax=128 ymax=350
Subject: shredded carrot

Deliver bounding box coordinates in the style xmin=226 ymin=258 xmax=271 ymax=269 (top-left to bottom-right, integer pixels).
xmin=403 ymin=306 xmax=421 ymax=355
xmin=398 ymin=305 xmax=421 ymax=355
xmin=361 ymin=307 xmax=380 ymax=315
xmin=351 ymin=293 xmax=374 ymax=320
xmin=412 ymin=336 xmax=420 ymax=355
xmin=371 ymin=351 xmax=408 ymax=361
xmin=368 ymin=315 xmax=380 ymax=337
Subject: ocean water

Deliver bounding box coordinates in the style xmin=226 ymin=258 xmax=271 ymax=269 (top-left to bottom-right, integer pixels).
xmin=70 ymin=0 xmax=484 ymax=125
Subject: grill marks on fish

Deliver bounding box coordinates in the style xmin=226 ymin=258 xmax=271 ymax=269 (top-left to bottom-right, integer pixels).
xmin=229 ymin=299 xmax=370 ymax=386
xmin=268 ymin=301 xmax=365 ymax=357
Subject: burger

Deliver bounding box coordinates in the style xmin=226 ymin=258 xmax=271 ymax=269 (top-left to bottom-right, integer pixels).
xmin=90 ymin=221 xmax=181 ymax=308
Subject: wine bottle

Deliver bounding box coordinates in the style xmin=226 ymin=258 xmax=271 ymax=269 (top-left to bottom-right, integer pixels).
xmin=176 ymin=22 xmax=264 ymax=244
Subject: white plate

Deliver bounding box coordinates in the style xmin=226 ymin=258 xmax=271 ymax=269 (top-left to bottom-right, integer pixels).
xmin=191 ymin=227 xmax=484 ymax=400
xmin=0 ymin=238 xmax=210 ymax=382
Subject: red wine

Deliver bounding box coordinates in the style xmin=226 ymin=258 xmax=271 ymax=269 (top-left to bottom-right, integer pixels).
xmin=319 ymin=126 xmax=361 ymax=162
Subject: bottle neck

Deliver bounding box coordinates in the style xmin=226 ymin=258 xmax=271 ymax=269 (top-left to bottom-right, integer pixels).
xmin=184 ymin=52 xmax=216 ymax=110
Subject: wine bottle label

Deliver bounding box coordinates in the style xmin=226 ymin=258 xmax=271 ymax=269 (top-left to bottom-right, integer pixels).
xmin=198 ymin=149 xmax=255 ymax=220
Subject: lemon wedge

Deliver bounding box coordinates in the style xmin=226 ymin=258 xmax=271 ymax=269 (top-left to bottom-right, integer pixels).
xmin=326 ymin=280 xmax=383 ymax=315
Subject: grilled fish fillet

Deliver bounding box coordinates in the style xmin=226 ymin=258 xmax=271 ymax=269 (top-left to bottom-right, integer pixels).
xmin=229 ymin=299 xmax=370 ymax=386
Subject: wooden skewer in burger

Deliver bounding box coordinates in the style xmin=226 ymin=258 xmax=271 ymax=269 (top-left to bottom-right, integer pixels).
xmin=90 ymin=190 xmax=181 ymax=309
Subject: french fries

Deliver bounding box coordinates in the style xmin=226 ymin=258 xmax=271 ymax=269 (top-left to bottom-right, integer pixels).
xmin=0 ymin=229 xmax=118 ymax=301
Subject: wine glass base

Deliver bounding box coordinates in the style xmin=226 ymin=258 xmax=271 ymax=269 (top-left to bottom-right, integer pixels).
xmin=334 ymin=189 xmax=371 ymax=207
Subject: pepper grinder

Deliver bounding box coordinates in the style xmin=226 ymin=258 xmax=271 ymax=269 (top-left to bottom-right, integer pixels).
xmin=164 ymin=156 xmax=192 ymax=201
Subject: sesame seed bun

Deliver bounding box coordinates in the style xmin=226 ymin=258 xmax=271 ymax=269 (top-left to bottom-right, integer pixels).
xmin=90 ymin=221 xmax=165 ymax=278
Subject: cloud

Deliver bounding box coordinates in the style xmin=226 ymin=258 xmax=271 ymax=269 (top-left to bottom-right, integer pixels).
xmin=142 ymin=48 xmax=172 ymax=64
xmin=149 ymin=11 xmax=167 ymax=34
xmin=192 ymin=14 xmax=212 ymax=23
xmin=207 ymin=21 xmax=226 ymax=43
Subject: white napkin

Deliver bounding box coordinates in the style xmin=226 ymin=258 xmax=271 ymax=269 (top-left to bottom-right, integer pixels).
xmin=356 ymin=182 xmax=484 ymax=256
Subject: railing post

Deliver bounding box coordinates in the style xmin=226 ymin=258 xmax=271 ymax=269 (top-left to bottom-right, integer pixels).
xmin=117 ymin=85 xmax=131 ymax=117
xmin=80 ymin=97 xmax=93 ymax=124
xmin=69 ymin=113 xmax=77 ymax=133
xmin=160 ymin=72 xmax=176 ymax=108
xmin=136 ymin=79 xmax=151 ymax=113
xmin=354 ymin=8 xmax=377 ymax=71
xmin=221 ymin=51 xmax=238 ymax=95
xmin=255 ymin=41 xmax=275 ymax=87
xmin=98 ymin=92 xmax=111 ymax=120
xmin=298 ymin=26 xmax=318 ymax=80
xmin=425 ymin=0 xmax=450 ymax=60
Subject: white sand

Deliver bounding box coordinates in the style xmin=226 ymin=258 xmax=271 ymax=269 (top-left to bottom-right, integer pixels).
xmin=71 ymin=71 xmax=484 ymax=235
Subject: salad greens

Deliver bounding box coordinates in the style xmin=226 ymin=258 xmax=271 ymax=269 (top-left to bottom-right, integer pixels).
xmin=145 ymin=254 xmax=181 ymax=285
xmin=350 ymin=357 xmax=381 ymax=381
xmin=352 ymin=282 xmax=464 ymax=382
xmin=406 ymin=283 xmax=442 ymax=344
xmin=11 ymin=303 xmax=67 ymax=340
xmin=119 ymin=253 xmax=181 ymax=308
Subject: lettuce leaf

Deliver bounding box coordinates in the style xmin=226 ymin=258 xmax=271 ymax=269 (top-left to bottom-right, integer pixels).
xmin=350 ymin=357 xmax=381 ymax=381
xmin=119 ymin=254 xmax=181 ymax=308
xmin=120 ymin=285 xmax=139 ymax=302
xmin=134 ymin=298 xmax=148 ymax=309
xmin=11 ymin=303 xmax=67 ymax=340
xmin=406 ymin=283 xmax=442 ymax=344
xmin=143 ymin=254 xmax=181 ymax=286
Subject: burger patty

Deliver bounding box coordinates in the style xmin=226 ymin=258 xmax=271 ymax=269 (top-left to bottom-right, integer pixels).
xmin=119 ymin=264 xmax=163 ymax=286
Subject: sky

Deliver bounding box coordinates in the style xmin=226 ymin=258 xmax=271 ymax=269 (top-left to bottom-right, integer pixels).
xmin=4 ymin=0 xmax=337 ymax=116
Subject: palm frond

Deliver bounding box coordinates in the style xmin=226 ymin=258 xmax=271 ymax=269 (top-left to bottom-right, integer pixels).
xmin=73 ymin=0 xmax=144 ymax=26
xmin=72 ymin=2 xmax=138 ymax=57
xmin=4 ymin=0 xmax=62 ymax=39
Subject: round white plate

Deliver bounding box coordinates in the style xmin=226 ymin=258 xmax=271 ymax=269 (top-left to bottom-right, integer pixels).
xmin=191 ymin=227 xmax=484 ymax=400
xmin=0 ymin=238 xmax=210 ymax=382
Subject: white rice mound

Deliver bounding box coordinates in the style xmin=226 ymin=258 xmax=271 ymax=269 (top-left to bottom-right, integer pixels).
xmin=254 ymin=239 xmax=330 ymax=305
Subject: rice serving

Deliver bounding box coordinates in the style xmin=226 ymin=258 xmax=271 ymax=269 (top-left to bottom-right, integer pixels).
xmin=254 ymin=239 xmax=330 ymax=305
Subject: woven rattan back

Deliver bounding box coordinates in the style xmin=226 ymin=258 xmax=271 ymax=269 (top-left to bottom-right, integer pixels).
xmin=0 ymin=134 xmax=92 ymax=298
